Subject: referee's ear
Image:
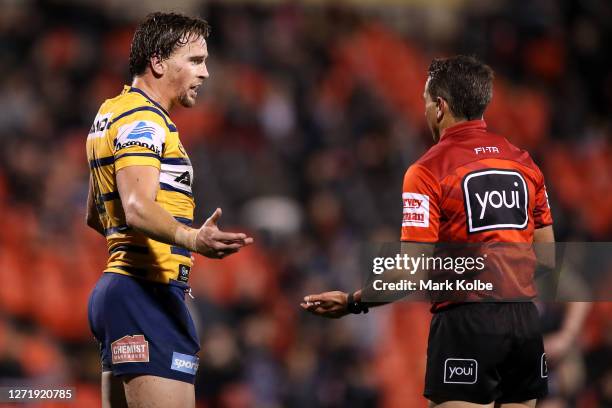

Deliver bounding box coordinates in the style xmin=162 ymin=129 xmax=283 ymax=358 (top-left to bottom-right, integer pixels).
xmin=436 ymin=97 xmax=448 ymax=122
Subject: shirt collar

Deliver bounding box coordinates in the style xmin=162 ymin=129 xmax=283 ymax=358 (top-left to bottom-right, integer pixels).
xmin=440 ymin=119 xmax=487 ymax=141
xmin=123 ymin=85 xmax=171 ymax=116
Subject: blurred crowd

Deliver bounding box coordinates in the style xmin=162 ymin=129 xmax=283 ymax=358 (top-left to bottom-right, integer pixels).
xmin=0 ymin=0 xmax=610 ymax=407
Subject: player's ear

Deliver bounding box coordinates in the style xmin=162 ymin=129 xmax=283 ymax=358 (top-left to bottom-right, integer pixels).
xmin=149 ymin=54 xmax=166 ymax=77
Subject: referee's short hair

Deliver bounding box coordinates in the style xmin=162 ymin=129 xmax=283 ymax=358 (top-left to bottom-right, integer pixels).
xmin=427 ymin=55 xmax=494 ymax=120
xmin=129 ymin=12 xmax=211 ymax=78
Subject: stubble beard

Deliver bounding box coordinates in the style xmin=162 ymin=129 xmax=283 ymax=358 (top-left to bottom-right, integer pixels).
xmin=178 ymin=91 xmax=196 ymax=108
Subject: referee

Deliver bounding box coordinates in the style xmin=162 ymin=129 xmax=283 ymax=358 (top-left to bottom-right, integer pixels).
xmin=302 ymin=55 xmax=555 ymax=408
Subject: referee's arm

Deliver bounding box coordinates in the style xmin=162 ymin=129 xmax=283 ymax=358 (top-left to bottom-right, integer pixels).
xmin=534 ymin=225 xmax=555 ymax=269
xmin=301 ymin=242 xmax=434 ymax=318
xmin=353 ymin=241 xmax=435 ymax=305
xmin=535 ymin=225 xmax=591 ymax=363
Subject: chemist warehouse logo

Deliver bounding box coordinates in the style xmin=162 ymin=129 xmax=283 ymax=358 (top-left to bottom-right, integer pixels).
xmin=402 ymin=192 xmax=430 ymax=228
xmin=111 ymin=335 xmax=149 ymax=364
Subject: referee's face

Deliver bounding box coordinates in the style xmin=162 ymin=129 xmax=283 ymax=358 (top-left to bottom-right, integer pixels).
xmin=424 ymin=78 xmax=440 ymax=142
xmin=167 ymin=35 xmax=209 ymax=108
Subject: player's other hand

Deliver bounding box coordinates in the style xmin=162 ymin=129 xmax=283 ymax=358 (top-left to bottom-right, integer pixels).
xmin=195 ymin=208 xmax=254 ymax=259
xmin=301 ymin=291 xmax=349 ymax=319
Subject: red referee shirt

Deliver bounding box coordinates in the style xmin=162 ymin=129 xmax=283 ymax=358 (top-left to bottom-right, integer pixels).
xmin=400 ymin=120 xmax=553 ymax=310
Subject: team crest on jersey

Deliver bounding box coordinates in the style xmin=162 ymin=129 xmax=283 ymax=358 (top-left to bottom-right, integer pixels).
xmin=178 ymin=264 xmax=191 ymax=282
xmin=462 ymin=169 xmax=529 ymax=233
xmin=402 ymin=192 xmax=430 ymax=228
xmin=111 ymin=335 xmax=149 ymax=364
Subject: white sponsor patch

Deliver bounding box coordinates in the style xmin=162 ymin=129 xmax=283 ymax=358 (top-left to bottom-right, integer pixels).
xmin=402 ymin=192 xmax=430 ymax=228
xmin=160 ymin=163 xmax=193 ymax=194
xmin=88 ymin=113 xmax=113 ymax=139
xmin=444 ymin=358 xmax=478 ymax=384
xmin=474 ymin=146 xmax=500 ymax=155
xmin=115 ymin=120 xmax=166 ymax=156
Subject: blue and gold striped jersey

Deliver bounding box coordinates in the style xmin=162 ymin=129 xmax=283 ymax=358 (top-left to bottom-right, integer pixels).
xmin=86 ymin=86 xmax=195 ymax=284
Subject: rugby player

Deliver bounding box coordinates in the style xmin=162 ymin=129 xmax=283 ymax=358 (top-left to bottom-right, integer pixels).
xmin=86 ymin=13 xmax=253 ymax=408
xmin=302 ymin=56 xmax=555 ymax=408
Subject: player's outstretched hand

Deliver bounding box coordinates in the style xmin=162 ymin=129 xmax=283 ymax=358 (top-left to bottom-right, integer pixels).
xmin=301 ymin=291 xmax=349 ymax=319
xmin=195 ymin=208 xmax=254 ymax=259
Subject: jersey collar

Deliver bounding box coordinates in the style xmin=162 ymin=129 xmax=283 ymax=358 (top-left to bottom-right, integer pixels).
xmin=440 ymin=119 xmax=487 ymax=141
xmin=127 ymin=85 xmax=171 ymax=117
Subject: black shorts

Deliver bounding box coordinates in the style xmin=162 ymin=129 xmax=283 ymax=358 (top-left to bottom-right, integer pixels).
xmin=424 ymin=302 xmax=548 ymax=404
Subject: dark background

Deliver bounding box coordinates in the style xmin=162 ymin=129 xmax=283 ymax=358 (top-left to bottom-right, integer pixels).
xmin=0 ymin=0 xmax=610 ymax=406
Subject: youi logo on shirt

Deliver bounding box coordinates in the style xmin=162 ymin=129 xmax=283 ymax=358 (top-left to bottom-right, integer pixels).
xmin=462 ymin=169 xmax=528 ymax=233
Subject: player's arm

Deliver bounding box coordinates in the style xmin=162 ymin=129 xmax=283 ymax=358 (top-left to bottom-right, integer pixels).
xmin=86 ymin=175 xmax=105 ymax=236
xmin=116 ymin=165 xmax=253 ymax=258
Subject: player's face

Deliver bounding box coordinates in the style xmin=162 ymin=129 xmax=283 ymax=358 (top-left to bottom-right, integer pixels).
xmin=423 ymin=78 xmax=441 ymax=142
xmin=166 ymin=35 xmax=209 ymax=108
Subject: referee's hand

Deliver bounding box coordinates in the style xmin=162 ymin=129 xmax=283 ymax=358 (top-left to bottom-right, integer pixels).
xmin=301 ymin=291 xmax=349 ymax=319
